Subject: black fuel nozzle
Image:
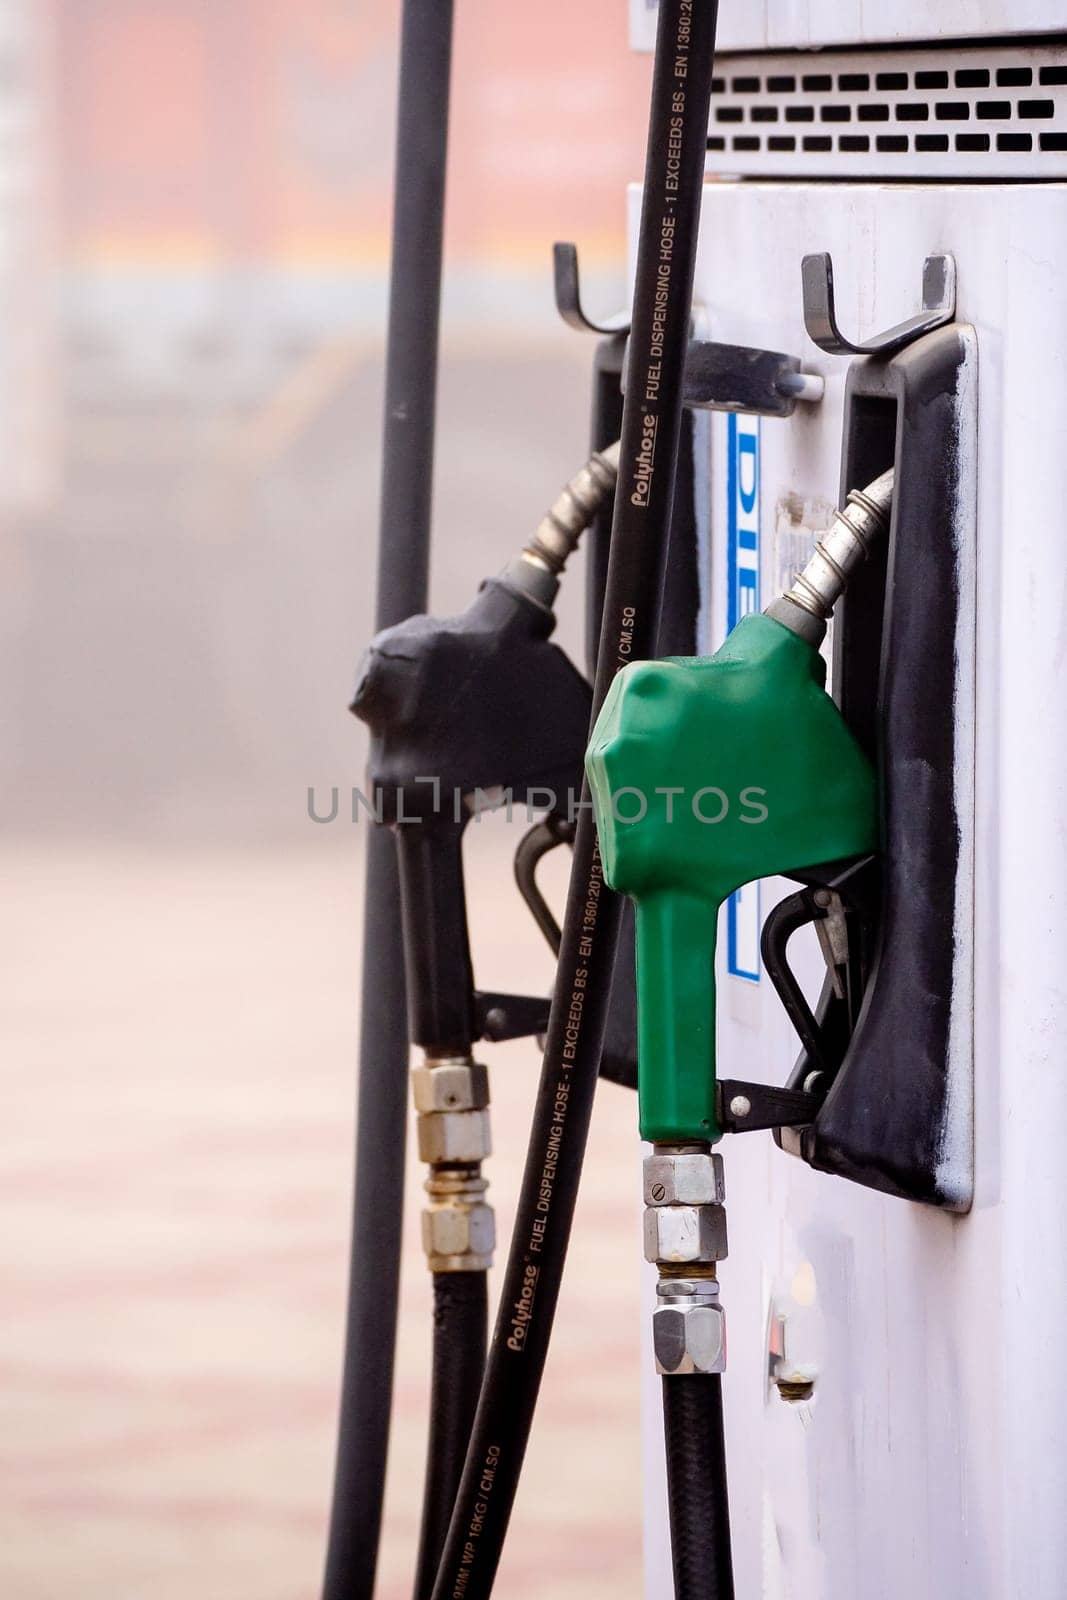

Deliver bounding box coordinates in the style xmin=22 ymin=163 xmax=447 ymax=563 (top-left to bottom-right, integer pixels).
xmin=351 ymin=446 xmax=619 ymax=1054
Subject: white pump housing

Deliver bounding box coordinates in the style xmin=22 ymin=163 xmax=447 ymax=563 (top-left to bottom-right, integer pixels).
xmin=630 ymin=0 xmax=1065 ymax=53
xmin=630 ymin=7 xmax=1067 ymax=1599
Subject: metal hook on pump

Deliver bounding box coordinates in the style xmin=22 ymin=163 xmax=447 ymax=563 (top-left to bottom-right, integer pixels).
xmin=802 ymin=250 xmax=956 ymax=357
xmin=553 ymin=241 xmax=631 ymax=335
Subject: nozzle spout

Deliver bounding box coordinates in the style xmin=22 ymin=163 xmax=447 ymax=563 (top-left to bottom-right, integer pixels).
xmin=502 ymin=441 xmax=621 ymax=608
xmin=765 ymin=466 xmax=895 ymax=646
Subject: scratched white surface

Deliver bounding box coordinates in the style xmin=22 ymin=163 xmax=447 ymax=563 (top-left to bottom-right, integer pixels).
xmin=633 ymin=177 xmax=1067 ymax=1599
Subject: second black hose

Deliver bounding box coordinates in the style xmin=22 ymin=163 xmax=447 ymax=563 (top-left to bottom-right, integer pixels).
xmin=662 ymin=1375 xmax=734 ymax=1600
xmin=413 ymin=1272 xmax=489 ymax=1600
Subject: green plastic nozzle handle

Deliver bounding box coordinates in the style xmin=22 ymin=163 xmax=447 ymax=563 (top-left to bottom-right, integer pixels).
xmin=586 ymin=612 xmax=878 ymax=1143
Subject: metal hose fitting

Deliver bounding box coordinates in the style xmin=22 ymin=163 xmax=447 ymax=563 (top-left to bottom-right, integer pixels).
xmin=421 ymin=1167 xmax=494 ymax=1274
xmin=654 ymin=1278 xmax=726 ymax=1376
xmin=765 ymin=465 xmax=895 ymax=646
xmin=413 ymin=1052 xmax=495 ymax=1272
xmin=502 ymin=441 xmax=621 ymax=608
xmin=645 ymin=1145 xmax=728 ymax=1376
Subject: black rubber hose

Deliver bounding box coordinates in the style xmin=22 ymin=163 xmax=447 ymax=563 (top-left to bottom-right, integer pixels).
xmin=322 ymin=4 xmax=454 ymax=1596
xmin=373 ymin=0 xmax=453 ymax=628
xmin=662 ymin=1376 xmax=735 ymax=1600
xmin=322 ymin=833 xmax=409 ymax=1600
xmin=413 ymin=1273 xmax=489 ymax=1600
xmin=428 ymin=7 xmax=719 ymax=1597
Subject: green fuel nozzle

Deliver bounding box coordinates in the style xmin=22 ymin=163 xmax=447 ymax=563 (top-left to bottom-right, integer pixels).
xmin=586 ymin=469 xmax=894 ymax=1144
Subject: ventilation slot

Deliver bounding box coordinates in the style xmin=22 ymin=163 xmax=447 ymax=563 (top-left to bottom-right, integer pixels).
xmin=705 ymin=42 xmax=1067 ymax=176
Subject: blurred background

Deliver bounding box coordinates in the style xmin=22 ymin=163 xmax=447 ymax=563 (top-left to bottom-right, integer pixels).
xmin=2 ymin=3 xmax=652 ymax=1596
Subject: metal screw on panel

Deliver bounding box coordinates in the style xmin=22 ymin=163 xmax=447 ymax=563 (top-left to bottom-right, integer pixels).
xmin=650 ymin=1183 xmax=667 ymax=1203
xmin=729 ymin=1094 xmax=751 ymax=1120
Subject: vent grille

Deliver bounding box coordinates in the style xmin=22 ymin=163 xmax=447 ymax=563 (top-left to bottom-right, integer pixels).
xmin=707 ymin=44 xmax=1067 ymax=176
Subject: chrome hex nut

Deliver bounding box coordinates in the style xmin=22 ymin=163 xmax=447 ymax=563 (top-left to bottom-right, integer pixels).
xmin=411 ymin=1060 xmax=489 ymax=1114
xmin=417 ymin=1107 xmax=491 ymax=1165
xmin=643 ymin=1202 xmax=728 ymax=1265
xmin=643 ymin=1150 xmax=725 ymax=1207
xmin=421 ymin=1201 xmax=495 ymax=1269
xmin=653 ymin=1297 xmax=726 ymax=1375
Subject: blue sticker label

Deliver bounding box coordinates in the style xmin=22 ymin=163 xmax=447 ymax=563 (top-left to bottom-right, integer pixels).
xmin=726 ymin=413 xmax=761 ymax=982
xmin=727 ymin=412 xmax=761 ymax=632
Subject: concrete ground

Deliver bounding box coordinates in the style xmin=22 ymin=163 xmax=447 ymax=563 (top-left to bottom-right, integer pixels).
xmin=1 ymin=829 xmax=643 ymax=1599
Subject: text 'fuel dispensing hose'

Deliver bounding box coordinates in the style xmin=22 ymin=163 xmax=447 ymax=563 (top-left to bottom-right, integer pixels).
xmin=427 ymin=5 xmax=720 ymax=1598
xmin=587 ymin=465 xmax=894 ymax=1600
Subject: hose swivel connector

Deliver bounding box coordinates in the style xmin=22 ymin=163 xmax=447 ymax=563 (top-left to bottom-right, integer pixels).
xmin=422 ymin=1167 xmax=494 ymax=1274
xmin=765 ymin=465 xmax=895 ymax=647
xmin=414 ymin=1053 xmax=495 ymax=1272
xmin=644 ymin=1145 xmax=728 ymax=1376
xmin=653 ymin=1279 xmax=726 ymax=1377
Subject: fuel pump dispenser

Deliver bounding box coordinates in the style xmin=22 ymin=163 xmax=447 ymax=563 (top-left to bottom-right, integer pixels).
xmin=611 ymin=4 xmax=1067 ymax=1597
xmin=322 ymin=1 xmax=1067 ymax=1596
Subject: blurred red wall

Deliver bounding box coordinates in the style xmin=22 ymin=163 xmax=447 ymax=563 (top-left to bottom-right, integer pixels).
xmin=56 ymin=0 xmax=651 ymax=270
